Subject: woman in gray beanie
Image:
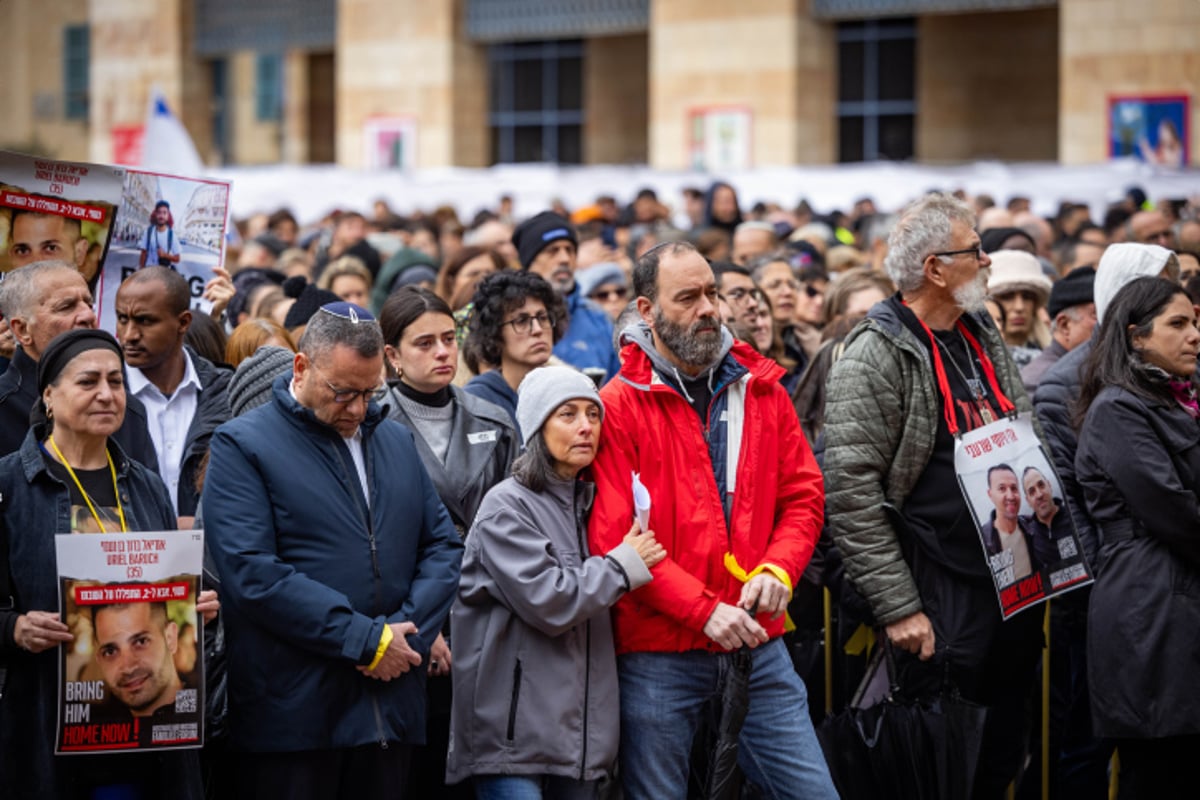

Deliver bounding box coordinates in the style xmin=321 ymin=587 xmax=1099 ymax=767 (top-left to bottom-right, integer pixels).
xmin=447 ymin=365 xmax=665 ymax=798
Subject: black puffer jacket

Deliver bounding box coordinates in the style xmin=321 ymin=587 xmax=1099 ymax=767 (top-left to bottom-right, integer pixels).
xmin=1076 ymin=385 xmax=1200 ymax=738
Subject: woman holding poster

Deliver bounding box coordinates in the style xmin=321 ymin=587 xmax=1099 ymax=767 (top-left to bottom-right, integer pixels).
xmin=0 ymin=329 xmax=207 ymax=799
xmin=446 ymin=366 xmax=664 ymax=798
xmin=1076 ymin=276 xmax=1200 ymax=800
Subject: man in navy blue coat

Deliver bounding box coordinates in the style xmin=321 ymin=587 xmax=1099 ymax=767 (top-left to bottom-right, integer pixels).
xmin=204 ymin=302 xmax=463 ymax=799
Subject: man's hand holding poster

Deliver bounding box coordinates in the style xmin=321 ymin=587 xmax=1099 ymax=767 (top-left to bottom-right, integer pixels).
xmin=54 ymin=531 xmax=205 ymax=754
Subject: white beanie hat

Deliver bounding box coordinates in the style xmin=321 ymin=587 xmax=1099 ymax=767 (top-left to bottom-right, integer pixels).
xmin=1094 ymin=243 xmax=1179 ymax=324
xmin=516 ymin=366 xmax=604 ymax=446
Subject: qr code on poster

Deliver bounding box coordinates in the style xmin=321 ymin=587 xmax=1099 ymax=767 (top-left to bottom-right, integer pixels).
xmin=175 ymin=689 xmax=197 ymax=713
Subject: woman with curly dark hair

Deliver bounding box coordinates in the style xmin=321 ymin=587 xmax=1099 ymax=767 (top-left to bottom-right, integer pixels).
xmin=463 ymin=271 xmax=568 ymax=435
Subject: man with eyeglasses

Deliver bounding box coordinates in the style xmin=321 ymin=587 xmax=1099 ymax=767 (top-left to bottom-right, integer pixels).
xmin=512 ymin=211 xmax=621 ymax=384
xmin=711 ymin=261 xmax=762 ymax=343
xmin=824 ymin=192 xmax=1046 ymax=796
xmin=204 ymin=301 xmax=463 ymax=797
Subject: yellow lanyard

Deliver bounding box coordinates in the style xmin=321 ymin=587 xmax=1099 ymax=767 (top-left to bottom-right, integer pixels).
xmin=47 ymin=436 xmax=128 ymax=534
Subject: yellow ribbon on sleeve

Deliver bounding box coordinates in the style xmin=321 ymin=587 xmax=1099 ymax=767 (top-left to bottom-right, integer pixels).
xmin=723 ymin=552 xmax=796 ymax=632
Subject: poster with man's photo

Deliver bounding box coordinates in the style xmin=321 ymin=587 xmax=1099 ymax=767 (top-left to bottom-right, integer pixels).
xmin=0 ymin=150 xmax=125 ymax=290
xmin=955 ymin=415 xmax=1093 ymax=619
xmin=54 ymin=531 xmax=205 ymax=754
xmin=95 ymin=169 xmax=231 ymax=330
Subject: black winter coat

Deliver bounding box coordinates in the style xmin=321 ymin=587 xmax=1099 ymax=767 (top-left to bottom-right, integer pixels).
xmin=0 ymin=429 xmax=202 ymax=800
xmin=1076 ymin=385 xmax=1200 ymax=738
xmin=1032 ymin=339 xmax=1098 ymax=566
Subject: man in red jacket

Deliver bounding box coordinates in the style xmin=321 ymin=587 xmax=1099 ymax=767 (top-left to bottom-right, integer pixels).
xmin=587 ymin=242 xmax=836 ymax=799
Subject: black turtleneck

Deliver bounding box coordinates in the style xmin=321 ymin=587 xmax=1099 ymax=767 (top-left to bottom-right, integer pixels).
xmin=394 ymin=379 xmax=452 ymax=408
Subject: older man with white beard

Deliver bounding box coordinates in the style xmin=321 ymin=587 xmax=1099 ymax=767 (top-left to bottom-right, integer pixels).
xmin=824 ymin=192 xmax=1047 ymax=797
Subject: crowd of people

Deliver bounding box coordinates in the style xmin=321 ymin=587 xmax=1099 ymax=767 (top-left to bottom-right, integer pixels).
xmin=0 ymin=177 xmax=1198 ymax=800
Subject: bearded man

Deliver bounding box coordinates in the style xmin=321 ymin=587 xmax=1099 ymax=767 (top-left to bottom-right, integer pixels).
xmin=587 ymin=241 xmax=837 ymax=799
xmin=824 ymin=192 xmax=1046 ymax=796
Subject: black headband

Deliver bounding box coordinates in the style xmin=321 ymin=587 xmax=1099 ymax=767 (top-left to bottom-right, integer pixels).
xmin=37 ymin=329 xmax=124 ymax=394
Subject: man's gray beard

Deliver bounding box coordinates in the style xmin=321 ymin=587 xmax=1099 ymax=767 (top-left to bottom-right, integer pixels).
xmin=654 ymin=306 xmax=723 ymax=368
xmin=953 ymin=272 xmax=990 ymax=314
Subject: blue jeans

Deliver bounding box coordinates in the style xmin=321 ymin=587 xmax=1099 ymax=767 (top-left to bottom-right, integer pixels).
xmin=617 ymin=638 xmax=838 ymax=800
xmin=474 ymin=775 xmax=600 ymax=800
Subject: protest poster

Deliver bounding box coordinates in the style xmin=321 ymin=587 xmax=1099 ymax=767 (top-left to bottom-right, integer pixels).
xmin=955 ymin=414 xmax=1093 ymax=620
xmin=96 ymin=169 xmax=231 ymax=330
xmin=54 ymin=531 xmax=205 ymax=754
xmin=0 ymin=150 xmax=125 ymax=292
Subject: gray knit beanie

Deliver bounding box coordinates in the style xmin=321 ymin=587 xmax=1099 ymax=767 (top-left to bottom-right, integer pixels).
xmin=229 ymin=346 xmax=295 ymax=417
xmin=516 ymin=366 xmax=604 ymax=446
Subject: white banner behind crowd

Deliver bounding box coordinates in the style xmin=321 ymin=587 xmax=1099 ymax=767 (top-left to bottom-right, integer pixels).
xmin=212 ymin=159 xmax=1200 ymax=224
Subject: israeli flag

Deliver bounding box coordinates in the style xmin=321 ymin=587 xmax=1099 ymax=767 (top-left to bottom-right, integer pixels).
xmin=141 ymin=86 xmax=204 ymax=177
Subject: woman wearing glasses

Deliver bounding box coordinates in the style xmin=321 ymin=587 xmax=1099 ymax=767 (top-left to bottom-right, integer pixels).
xmin=464 ymin=271 xmax=568 ymax=437
xmin=379 ymin=287 xmax=519 ymax=798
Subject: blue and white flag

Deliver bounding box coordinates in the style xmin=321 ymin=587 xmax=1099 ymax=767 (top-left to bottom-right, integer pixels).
xmin=141 ymin=87 xmax=204 ymax=177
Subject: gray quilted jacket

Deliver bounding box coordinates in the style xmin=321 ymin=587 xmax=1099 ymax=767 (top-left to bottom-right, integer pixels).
xmin=823 ymin=298 xmax=1034 ymax=625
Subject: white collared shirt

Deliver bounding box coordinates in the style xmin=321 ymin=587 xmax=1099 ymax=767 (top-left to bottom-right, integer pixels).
xmin=127 ymin=350 xmax=202 ymax=513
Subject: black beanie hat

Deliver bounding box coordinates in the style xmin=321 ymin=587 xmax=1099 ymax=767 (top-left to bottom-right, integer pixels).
xmin=980 ymin=227 xmax=1036 ymax=255
xmin=512 ymin=212 xmax=577 ymax=269
xmin=1047 ymin=266 xmax=1096 ymax=319
xmin=282 ymin=276 xmax=341 ymax=330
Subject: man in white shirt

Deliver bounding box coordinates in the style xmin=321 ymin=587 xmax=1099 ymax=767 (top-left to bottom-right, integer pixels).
xmin=115 ymin=267 xmax=230 ymax=523
xmin=139 ymin=200 xmax=183 ymax=269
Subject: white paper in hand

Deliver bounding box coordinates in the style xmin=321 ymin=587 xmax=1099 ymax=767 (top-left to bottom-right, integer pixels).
xmin=632 ymin=471 xmax=652 ymax=532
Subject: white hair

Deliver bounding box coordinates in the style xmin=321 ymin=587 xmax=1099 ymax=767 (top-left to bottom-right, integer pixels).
xmin=883 ymin=193 xmax=976 ymax=294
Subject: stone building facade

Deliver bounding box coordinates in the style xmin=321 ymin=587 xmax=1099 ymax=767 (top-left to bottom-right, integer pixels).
xmin=2 ymin=0 xmax=1196 ymax=169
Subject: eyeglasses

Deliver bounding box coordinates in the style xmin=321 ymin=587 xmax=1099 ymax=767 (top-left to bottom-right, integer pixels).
xmin=312 ymin=365 xmax=387 ymax=405
xmin=591 ymin=288 xmax=628 ymax=302
xmin=502 ymin=311 xmax=556 ymax=335
xmin=931 ymin=246 xmax=985 ymax=261
xmin=721 ymin=287 xmax=763 ymax=305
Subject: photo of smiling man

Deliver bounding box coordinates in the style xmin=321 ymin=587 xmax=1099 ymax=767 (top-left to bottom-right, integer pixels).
xmin=91 ymin=600 xmax=183 ymax=720
xmin=979 ymin=463 xmax=1043 ymax=583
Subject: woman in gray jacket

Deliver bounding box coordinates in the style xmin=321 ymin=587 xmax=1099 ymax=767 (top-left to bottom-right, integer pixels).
xmin=447 ymin=366 xmax=664 ymax=799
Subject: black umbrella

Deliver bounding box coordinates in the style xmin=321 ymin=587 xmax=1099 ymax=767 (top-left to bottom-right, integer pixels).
xmin=818 ymin=641 xmax=988 ymax=799
xmin=705 ymin=643 xmax=754 ymax=798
